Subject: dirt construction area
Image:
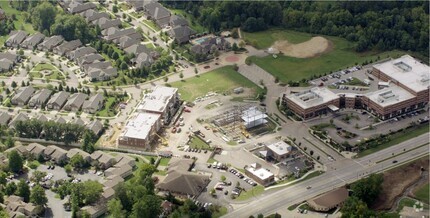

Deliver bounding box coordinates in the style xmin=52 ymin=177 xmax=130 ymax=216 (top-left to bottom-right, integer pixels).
xmin=272 ymin=36 xmax=332 ymax=58
xmin=372 ymin=157 xmax=429 ymax=210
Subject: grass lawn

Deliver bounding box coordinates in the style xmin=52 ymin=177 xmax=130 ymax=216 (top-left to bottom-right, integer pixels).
xmin=246 ymin=30 xmax=407 ymax=83
xmin=235 ymin=185 xmax=265 ymax=201
xmin=0 ymin=1 xmax=35 ymax=35
xmin=207 ymin=158 xmax=217 ymax=164
xmin=142 ymin=19 xmax=161 ymax=31
xmin=211 ymin=206 xmax=228 ymax=218
xmin=30 ymin=71 xmax=43 ymax=78
xmin=0 ymin=36 xmax=7 ymax=49
xmin=170 ymin=9 xmax=207 ymax=33
xmin=414 ymin=183 xmax=429 ymax=204
xmin=169 ymin=66 xmax=264 ymax=101
xmin=158 ymin=157 xmax=171 ymax=166
xmin=357 ymin=124 xmax=429 ymax=158
xmin=243 ymin=28 xmax=312 ymax=49
xmin=189 ymin=136 xmax=210 ymax=150
xmin=33 ymin=63 xmax=58 ymax=72
xmin=97 ymin=97 xmax=118 ymax=117
xmin=397 ymin=197 xmax=429 ymax=212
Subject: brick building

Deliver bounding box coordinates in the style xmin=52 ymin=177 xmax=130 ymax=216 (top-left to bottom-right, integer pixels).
xmin=117 ymin=113 xmax=162 ymax=150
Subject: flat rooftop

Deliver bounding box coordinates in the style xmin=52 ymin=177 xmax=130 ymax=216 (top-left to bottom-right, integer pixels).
xmin=366 ymin=85 xmax=415 ymax=107
xmin=120 ymin=113 xmax=160 ymax=140
xmin=241 ymin=106 xmax=268 ymax=122
xmin=267 ymin=141 xmax=292 ymax=156
xmin=137 ymin=86 xmax=178 ymax=113
xmin=373 ymin=55 xmax=430 ymax=93
xmin=287 ymin=87 xmax=339 ymax=109
xmin=247 ymin=163 xmax=273 ymax=180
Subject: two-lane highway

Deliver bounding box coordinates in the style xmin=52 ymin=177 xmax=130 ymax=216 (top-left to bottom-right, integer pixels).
xmin=223 ymin=133 xmax=429 ymax=217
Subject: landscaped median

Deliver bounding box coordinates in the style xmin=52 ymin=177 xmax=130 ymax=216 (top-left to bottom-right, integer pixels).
xmin=234 ymin=185 xmax=265 ymax=201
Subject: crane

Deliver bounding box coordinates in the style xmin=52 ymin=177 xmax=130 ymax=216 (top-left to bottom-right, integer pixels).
xmin=154 ymin=132 xmax=168 ymax=146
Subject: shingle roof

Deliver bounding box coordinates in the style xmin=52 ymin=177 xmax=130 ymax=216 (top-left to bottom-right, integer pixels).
xmin=87 ymin=120 xmax=103 ymax=134
xmin=94 ymin=17 xmax=121 ymax=30
xmin=0 ymin=52 xmax=18 ymax=63
xmin=47 ymin=91 xmax=70 ymax=108
xmin=21 ymin=33 xmax=45 ymax=48
xmin=124 ymin=44 xmax=150 ymax=55
xmin=82 ymin=93 xmax=103 ymax=111
xmin=307 ymin=187 xmax=348 ymax=210
xmin=157 ymin=171 xmax=210 ymax=196
xmin=38 ymin=35 xmax=64 ymax=50
xmin=12 ymin=86 xmax=35 ymax=104
xmin=28 ymin=89 xmax=52 ymax=106
xmin=64 ymin=93 xmax=88 ymax=109
xmin=6 ymin=30 xmax=28 ymax=45
xmin=144 ymin=2 xmax=170 ymax=20
xmin=0 ymin=112 xmax=11 ymax=126
xmin=69 ymin=46 xmax=96 ymax=60
xmin=170 ymin=15 xmax=188 ymax=27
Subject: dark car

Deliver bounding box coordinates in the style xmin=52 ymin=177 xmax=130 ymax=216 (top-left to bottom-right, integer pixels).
xmin=260 ymin=103 xmax=266 ymax=107
xmin=392 ymin=160 xmax=398 ymax=163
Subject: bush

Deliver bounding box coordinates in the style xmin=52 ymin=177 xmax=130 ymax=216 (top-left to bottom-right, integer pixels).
xmin=28 ymin=160 xmax=40 ymax=169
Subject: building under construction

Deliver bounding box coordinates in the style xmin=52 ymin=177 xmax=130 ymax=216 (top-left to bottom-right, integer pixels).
xmin=211 ymin=105 xmax=268 ymax=140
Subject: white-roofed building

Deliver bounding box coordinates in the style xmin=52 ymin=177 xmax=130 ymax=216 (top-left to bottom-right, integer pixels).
xmin=244 ymin=163 xmax=274 ymax=186
xmin=117 ymin=112 xmax=161 ymax=150
xmin=283 ymin=87 xmax=340 ymax=120
xmin=266 ymin=141 xmax=293 ymax=161
xmin=136 ymin=86 xmax=179 ymax=125
xmin=241 ymin=106 xmax=268 ymax=129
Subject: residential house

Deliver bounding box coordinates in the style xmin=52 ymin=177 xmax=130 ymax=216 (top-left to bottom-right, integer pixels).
xmin=66 ymin=148 xmax=91 ymax=163
xmin=47 ymin=91 xmax=70 ymax=110
xmin=104 ymin=28 xmax=141 ymax=43
xmin=11 ymin=86 xmax=35 ymax=106
xmin=93 ymin=17 xmax=121 ymax=30
xmin=63 ymin=93 xmax=88 ymax=111
xmin=55 ymin=117 xmax=67 ymax=124
xmin=81 ymin=205 xmax=107 ymax=218
xmin=82 ymin=61 xmax=111 ymax=72
xmin=87 ymin=66 xmax=118 ymax=81
xmin=0 ymin=52 xmax=19 ymax=72
xmin=69 ymin=118 xmax=84 ymax=126
xmin=119 ymin=36 xmax=139 ymax=49
xmin=102 ymin=175 xmax=124 ymax=189
xmin=5 ymin=31 xmax=28 ymax=48
xmin=101 ymin=187 xmax=115 ymax=201
xmin=114 ymin=153 xmax=136 ymax=168
xmin=307 ymin=187 xmax=349 ymax=212
xmin=169 ymin=25 xmax=196 ymax=44
xmin=160 ymin=200 xmax=174 ymax=217
xmin=82 ymin=93 xmax=104 ymax=114
xmin=0 ymin=111 xmax=11 ymax=126
xmin=67 ymin=46 xmax=96 ymax=61
xmin=9 ymin=113 xmax=29 ymax=128
xmin=143 ymin=2 xmax=171 ymax=28
xmin=77 ymin=53 xmax=104 ymax=68
xmin=124 ymin=44 xmax=150 ymax=55
xmin=86 ymin=120 xmax=104 ymax=135
xmin=104 ymin=163 xmax=133 ymax=178
xmin=134 ymin=52 xmax=153 ymax=68
xmin=126 ymin=0 xmax=153 ymax=11
xmin=190 ymin=37 xmax=230 ymax=55
xmin=169 ymin=15 xmax=188 ymax=27
xmin=101 ymin=27 xmax=119 ymax=37
xmin=43 ymin=145 xmax=67 ymax=164
xmin=26 ymin=143 xmax=46 ymax=159
xmin=37 ymin=35 xmax=64 ymax=51
xmin=36 ymin=114 xmax=49 ymax=122
xmin=68 ymin=1 xmax=96 ymax=14
xmin=156 ymin=159 xmax=210 ymax=197
xmin=28 ymin=89 xmax=52 ymax=108
xmin=81 ymin=9 xmax=110 ymax=22
xmin=21 ymin=33 xmax=45 ymax=49
xmin=90 ymin=151 xmax=116 ymax=170
xmin=54 ymin=39 xmax=83 ymax=56
xmin=5 ymin=195 xmax=38 ymax=217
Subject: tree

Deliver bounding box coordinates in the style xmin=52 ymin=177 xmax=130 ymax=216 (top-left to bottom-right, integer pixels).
xmin=112 ymin=5 xmax=118 ymax=13
xmin=11 ymin=81 xmax=17 ymax=88
xmin=70 ymin=154 xmax=86 ymax=169
xmin=221 ymin=175 xmax=226 ymax=182
xmin=351 ymin=174 xmax=383 ymax=205
xmin=179 ymin=72 xmax=184 ymax=79
xmin=82 ymin=131 xmax=95 ymax=153
xmin=341 ymin=197 xmax=374 ymax=218
xmin=8 ymin=150 xmax=23 ymax=173
xmin=130 ymin=195 xmax=162 ymax=218
xmin=5 ymin=182 xmax=17 ymax=195
xmin=0 ymin=172 xmax=7 ymax=186
xmin=30 ymin=184 xmax=48 ymax=206
xmin=64 ymin=164 xmax=72 ymax=174
xmin=81 ymin=180 xmax=103 ymax=205
xmin=31 ymin=2 xmax=57 ymax=33
xmin=5 ymin=135 xmax=15 ymax=148
xmin=17 ymin=179 xmax=30 ymax=202
xmin=32 ymin=171 xmax=47 ymax=184
xmin=108 ymin=199 xmax=126 ymax=218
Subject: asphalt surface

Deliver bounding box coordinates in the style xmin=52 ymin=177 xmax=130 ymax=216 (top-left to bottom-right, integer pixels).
xmin=222 ymin=133 xmax=429 ymax=217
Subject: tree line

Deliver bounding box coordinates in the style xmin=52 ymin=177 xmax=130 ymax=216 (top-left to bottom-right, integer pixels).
xmin=162 ymin=1 xmax=429 ymax=55
xmin=14 ymin=120 xmax=98 ymax=145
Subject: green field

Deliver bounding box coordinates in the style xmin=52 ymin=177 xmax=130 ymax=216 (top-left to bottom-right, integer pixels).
xmin=414 ymin=183 xmax=429 ymax=204
xmin=170 ymin=9 xmax=207 ymax=33
xmin=97 ymin=97 xmax=117 ymax=117
xmin=235 ymin=185 xmax=265 ymax=201
xmin=189 ymin=136 xmax=210 ymax=150
xmin=33 ymin=63 xmax=58 ymax=72
xmin=243 ymin=29 xmax=312 ymax=49
xmin=344 ymin=77 xmax=368 ymax=86
xmin=170 ymin=66 xmax=263 ymax=101
xmin=31 ymin=63 xmax=65 ymax=80
xmin=246 ymin=30 xmax=407 ymax=83
xmin=142 ymin=20 xmax=161 ymax=31
xmin=357 ymin=124 xmax=429 ymax=158
xmin=0 ymin=1 xmax=35 ymax=36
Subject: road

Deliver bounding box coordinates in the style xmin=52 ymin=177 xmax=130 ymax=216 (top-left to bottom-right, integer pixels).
xmin=223 ymin=133 xmax=429 ymax=217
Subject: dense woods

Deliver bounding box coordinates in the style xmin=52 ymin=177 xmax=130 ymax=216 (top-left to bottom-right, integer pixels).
xmin=162 ymin=1 xmax=429 ymax=55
